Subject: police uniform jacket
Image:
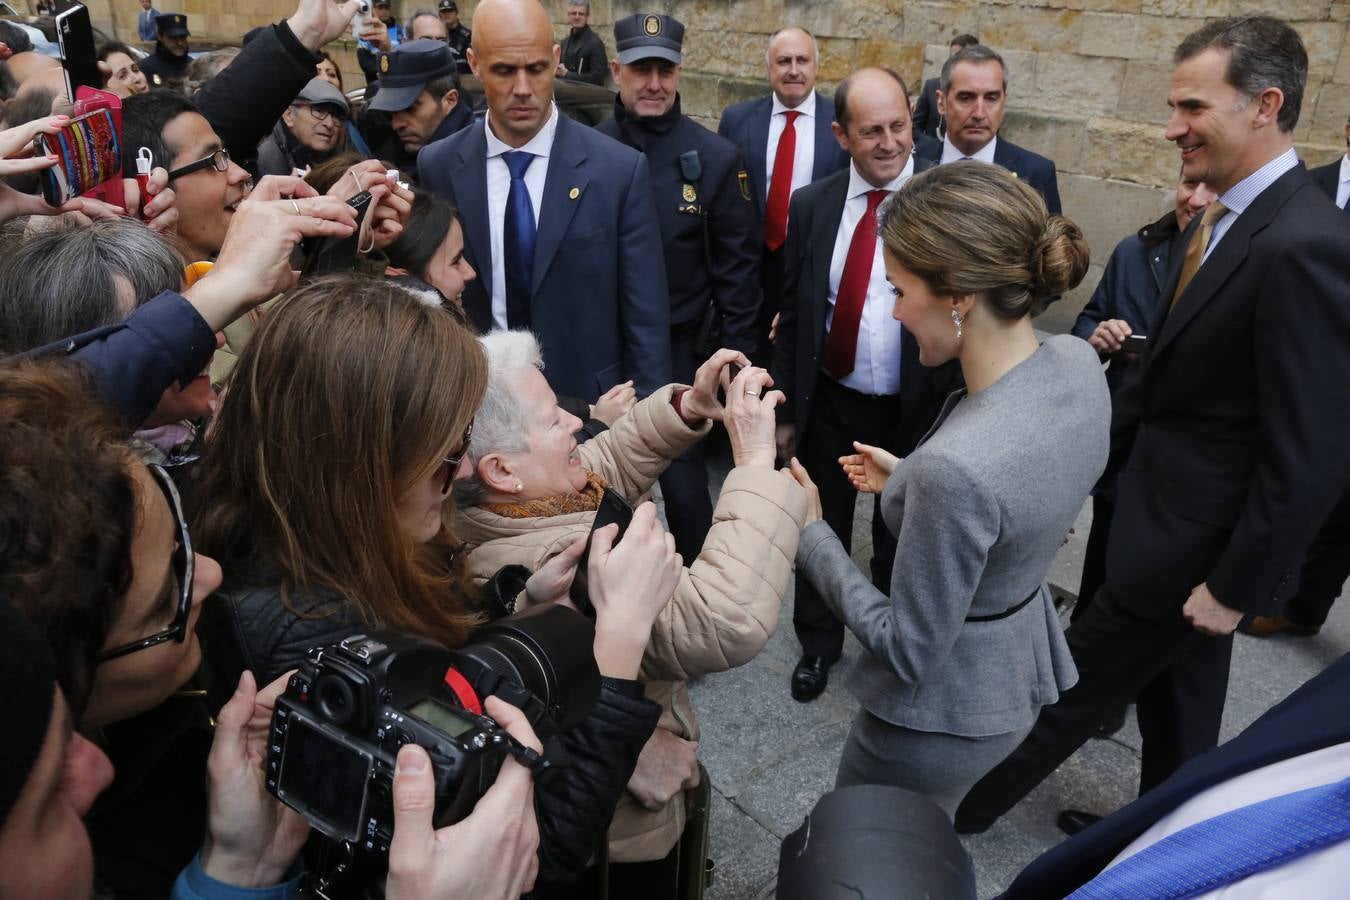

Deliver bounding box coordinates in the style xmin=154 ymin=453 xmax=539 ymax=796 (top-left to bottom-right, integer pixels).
xmin=596 ymin=95 xmax=760 ymax=351
xmin=446 ymin=22 xmax=472 ymax=72
xmin=140 ymin=42 xmax=191 ymax=89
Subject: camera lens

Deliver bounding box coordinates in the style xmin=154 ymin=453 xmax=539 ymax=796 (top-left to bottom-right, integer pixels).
xmin=316 ymin=673 xmax=359 ymax=727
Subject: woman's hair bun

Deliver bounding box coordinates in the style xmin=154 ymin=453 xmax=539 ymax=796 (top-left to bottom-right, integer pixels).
xmin=1030 ymin=216 xmax=1090 ymax=297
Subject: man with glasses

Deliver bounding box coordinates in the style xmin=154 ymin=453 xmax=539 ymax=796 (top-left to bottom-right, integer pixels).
xmin=257 ymin=77 xmax=353 ymax=177
xmin=123 ymin=91 xmax=254 ymax=264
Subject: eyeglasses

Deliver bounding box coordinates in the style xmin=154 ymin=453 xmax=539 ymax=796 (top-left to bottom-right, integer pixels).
xmin=98 ymin=464 xmax=195 ymax=662
xmin=297 ymin=103 xmax=347 ymax=124
xmin=167 ymin=147 xmax=230 ymax=180
xmin=440 ymin=417 xmax=475 ymax=494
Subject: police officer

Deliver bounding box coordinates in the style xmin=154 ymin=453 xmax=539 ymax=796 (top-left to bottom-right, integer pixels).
xmin=438 ymin=0 xmax=472 ymax=73
xmin=140 ymin=13 xmax=192 ymax=91
xmin=596 ymin=12 xmax=760 ymax=561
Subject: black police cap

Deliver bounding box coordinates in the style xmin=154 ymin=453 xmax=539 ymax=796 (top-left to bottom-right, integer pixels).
xmin=613 ymin=13 xmax=684 ymax=65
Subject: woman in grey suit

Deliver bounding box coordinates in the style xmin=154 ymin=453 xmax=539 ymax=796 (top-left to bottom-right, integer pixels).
xmin=787 ymin=162 xmax=1110 ymax=817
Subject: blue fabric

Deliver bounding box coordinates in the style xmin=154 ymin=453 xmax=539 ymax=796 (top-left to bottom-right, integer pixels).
xmin=170 ymin=854 xmax=303 ymax=900
xmin=418 ymin=114 xmax=673 ymax=401
xmin=1071 ymin=232 xmax=1174 ymax=393
xmin=1069 ymin=775 xmax=1350 ymax=899
xmin=1001 ymin=653 xmax=1350 ymax=900
xmin=15 ymin=291 xmax=215 ymax=426
xmin=502 ymin=150 xmax=537 ymax=329
xmin=139 ymin=9 xmax=158 ymax=41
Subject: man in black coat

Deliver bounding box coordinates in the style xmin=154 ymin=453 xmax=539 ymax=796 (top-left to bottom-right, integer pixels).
xmin=140 ymin=13 xmax=192 ymax=91
xmin=913 ymin=44 xmax=1061 ymax=214
xmin=957 ymin=15 xmax=1350 ymax=834
xmin=911 ymin=32 xmax=978 ymax=141
xmin=439 ymin=0 xmax=472 ymax=71
xmin=772 ymin=67 xmax=962 ymax=703
xmin=557 ymin=0 xmax=607 ymax=86
xmin=596 ymin=12 xmax=759 ymax=562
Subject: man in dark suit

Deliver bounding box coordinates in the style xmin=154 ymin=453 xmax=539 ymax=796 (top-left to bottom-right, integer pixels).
xmin=772 ymin=67 xmax=961 ymax=702
xmin=1306 ymin=122 xmax=1347 ymax=207
xmin=957 ymin=15 xmax=1350 ymax=834
xmin=913 ymin=44 xmax=1061 ymax=214
xmin=911 ymin=32 xmax=978 ymax=141
xmin=418 ymin=0 xmax=671 ymax=401
xmin=718 ymin=27 xmax=850 ymax=364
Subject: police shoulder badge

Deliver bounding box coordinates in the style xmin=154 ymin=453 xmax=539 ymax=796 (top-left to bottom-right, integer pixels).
xmin=644 ymin=14 xmax=661 ymax=35
xmin=737 ymin=170 xmax=751 ymax=203
xmin=682 ymin=183 xmax=696 ymax=203
xmin=380 ymin=54 xmax=390 ymax=73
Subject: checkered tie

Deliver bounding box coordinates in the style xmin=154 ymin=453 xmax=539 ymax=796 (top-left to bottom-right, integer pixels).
xmin=1069 ymin=775 xmax=1350 ymax=899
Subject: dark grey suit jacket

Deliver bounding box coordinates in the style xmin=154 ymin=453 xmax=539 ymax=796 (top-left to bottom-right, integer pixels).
xmin=914 ymin=136 xmax=1062 ymax=215
xmin=717 ymin=91 xmax=850 ymax=222
xmin=1309 ymin=158 xmax=1341 ymax=204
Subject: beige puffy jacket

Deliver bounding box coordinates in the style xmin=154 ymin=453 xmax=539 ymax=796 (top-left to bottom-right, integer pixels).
xmin=456 ymin=384 xmax=806 ymax=862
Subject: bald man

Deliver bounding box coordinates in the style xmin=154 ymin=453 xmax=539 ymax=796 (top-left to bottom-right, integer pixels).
xmin=417 ymin=0 xmax=671 ymax=401
xmin=718 ymin=26 xmax=849 ymax=366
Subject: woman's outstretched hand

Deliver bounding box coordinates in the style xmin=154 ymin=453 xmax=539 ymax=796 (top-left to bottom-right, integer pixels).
xmin=838 ymin=442 xmax=899 ymax=495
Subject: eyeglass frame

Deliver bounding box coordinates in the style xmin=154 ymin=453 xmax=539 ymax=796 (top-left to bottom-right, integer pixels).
xmin=440 ymin=418 xmax=475 ymax=494
xmin=292 ymin=102 xmax=348 ymax=124
xmin=167 ymin=147 xmax=231 ymax=181
xmin=97 ymin=464 xmax=195 ymax=662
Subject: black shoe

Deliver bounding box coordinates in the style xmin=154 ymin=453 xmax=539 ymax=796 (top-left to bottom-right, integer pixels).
xmin=791 ymin=656 xmax=831 ymax=702
xmin=1095 ymin=708 xmax=1128 ymax=738
xmin=1056 ymin=809 xmax=1102 ymax=836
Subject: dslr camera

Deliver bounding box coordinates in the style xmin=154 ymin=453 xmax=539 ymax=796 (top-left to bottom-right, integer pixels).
xmin=266 ymin=604 xmax=599 ymax=855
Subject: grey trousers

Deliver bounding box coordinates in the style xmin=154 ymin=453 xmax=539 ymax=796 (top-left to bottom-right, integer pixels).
xmin=835 ymin=708 xmax=1034 ymax=819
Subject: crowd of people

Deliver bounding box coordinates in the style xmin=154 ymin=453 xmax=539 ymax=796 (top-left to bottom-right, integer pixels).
xmin=1 ymin=0 xmax=1349 ymax=898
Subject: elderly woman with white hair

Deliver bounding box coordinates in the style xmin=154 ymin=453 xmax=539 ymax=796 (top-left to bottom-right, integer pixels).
xmin=454 ymin=332 xmax=806 ymax=895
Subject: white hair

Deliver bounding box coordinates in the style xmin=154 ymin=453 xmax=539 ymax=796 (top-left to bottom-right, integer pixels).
xmin=765 ymin=26 xmax=819 ymax=68
xmin=453 ymin=329 xmax=544 ymax=504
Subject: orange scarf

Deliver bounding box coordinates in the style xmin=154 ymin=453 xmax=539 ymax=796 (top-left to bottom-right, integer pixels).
xmin=481 ymin=471 xmax=609 ymax=519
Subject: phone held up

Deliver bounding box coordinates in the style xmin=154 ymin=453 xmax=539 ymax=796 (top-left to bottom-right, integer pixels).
xmin=300 ymin=190 xmax=373 ymax=278
xmin=568 ymin=488 xmax=635 ymax=618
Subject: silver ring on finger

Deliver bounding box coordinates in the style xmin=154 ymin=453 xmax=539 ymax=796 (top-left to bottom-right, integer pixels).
xmin=290 ymin=199 xmax=301 ymax=216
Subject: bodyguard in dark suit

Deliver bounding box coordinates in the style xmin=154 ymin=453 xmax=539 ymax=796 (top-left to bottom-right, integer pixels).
xmin=1307 ymin=119 xmax=1348 ymax=209
xmin=718 ymin=27 xmax=850 ymax=363
xmin=913 ymin=45 xmax=1061 ymax=214
xmin=772 ymin=67 xmax=961 ymax=702
xmin=911 ymin=33 xmax=979 ymax=140
xmin=596 ymin=12 xmax=759 ymax=561
xmin=418 ymin=0 xmax=671 ymax=401
xmin=958 ymin=16 xmax=1350 ymax=834
xmin=1002 ymin=651 xmax=1350 ymax=898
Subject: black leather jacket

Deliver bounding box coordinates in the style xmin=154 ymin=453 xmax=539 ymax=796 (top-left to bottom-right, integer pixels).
xmin=202 ymin=560 xmax=661 ymax=888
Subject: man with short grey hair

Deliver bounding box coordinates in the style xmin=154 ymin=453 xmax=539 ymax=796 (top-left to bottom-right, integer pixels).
xmin=914 ymin=43 xmax=1061 ymax=213
xmin=959 ymin=13 xmax=1350 ymax=837
xmin=406 ymin=8 xmax=448 ymax=41
xmin=557 ymin=0 xmax=606 ymax=85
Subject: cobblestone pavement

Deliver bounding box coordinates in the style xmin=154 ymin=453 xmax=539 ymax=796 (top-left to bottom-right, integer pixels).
xmin=664 ymin=463 xmax=1350 ymax=900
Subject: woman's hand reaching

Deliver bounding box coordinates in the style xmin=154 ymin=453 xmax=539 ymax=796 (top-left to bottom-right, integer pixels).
xmin=838 ymin=441 xmax=899 ymax=495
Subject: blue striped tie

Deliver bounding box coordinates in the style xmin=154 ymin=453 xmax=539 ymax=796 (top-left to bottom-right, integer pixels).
xmin=1070 ymin=775 xmax=1350 ymax=899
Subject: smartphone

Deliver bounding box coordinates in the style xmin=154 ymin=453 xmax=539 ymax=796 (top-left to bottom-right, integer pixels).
xmin=300 ymin=190 xmax=372 ymax=278
xmin=34 ymin=108 xmax=121 ymax=206
xmin=1120 ymin=333 xmax=1149 ymax=352
xmin=56 ymin=4 xmax=100 ymax=102
xmin=568 ymin=488 xmax=635 ymax=618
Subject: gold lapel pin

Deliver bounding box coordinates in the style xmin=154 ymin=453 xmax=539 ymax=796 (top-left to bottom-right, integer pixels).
xmin=569 ymin=187 xmax=580 ymax=200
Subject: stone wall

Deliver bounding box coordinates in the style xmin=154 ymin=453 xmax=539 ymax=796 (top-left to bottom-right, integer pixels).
xmin=60 ymin=0 xmax=1350 ymax=330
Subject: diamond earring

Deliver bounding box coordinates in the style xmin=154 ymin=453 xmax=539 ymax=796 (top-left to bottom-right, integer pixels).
xmin=951 ymin=308 xmax=964 ymax=340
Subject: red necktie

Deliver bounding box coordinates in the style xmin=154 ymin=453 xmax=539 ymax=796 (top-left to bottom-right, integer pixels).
xmin=823 ymin=189 xmax=888 ymax=380
xmin=763 ymin=110 xmax=801 ymax=251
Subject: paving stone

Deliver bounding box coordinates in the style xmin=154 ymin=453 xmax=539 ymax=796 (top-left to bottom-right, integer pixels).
xmin=704 ymin=789 xmax=782 ymax=900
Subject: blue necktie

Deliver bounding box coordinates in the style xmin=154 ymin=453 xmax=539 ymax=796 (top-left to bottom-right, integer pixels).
xmin=502 ymin=151 xmax=536 ymax=329
xmin=1070 ymin=775 xmax=1350 ymax=899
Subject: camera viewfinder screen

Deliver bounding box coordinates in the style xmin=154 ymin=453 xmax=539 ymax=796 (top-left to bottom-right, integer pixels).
xmin=279 ymin=717 xmax=372 ymax=841
xmin=409 ymin=699 xmax=477 ymax=737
